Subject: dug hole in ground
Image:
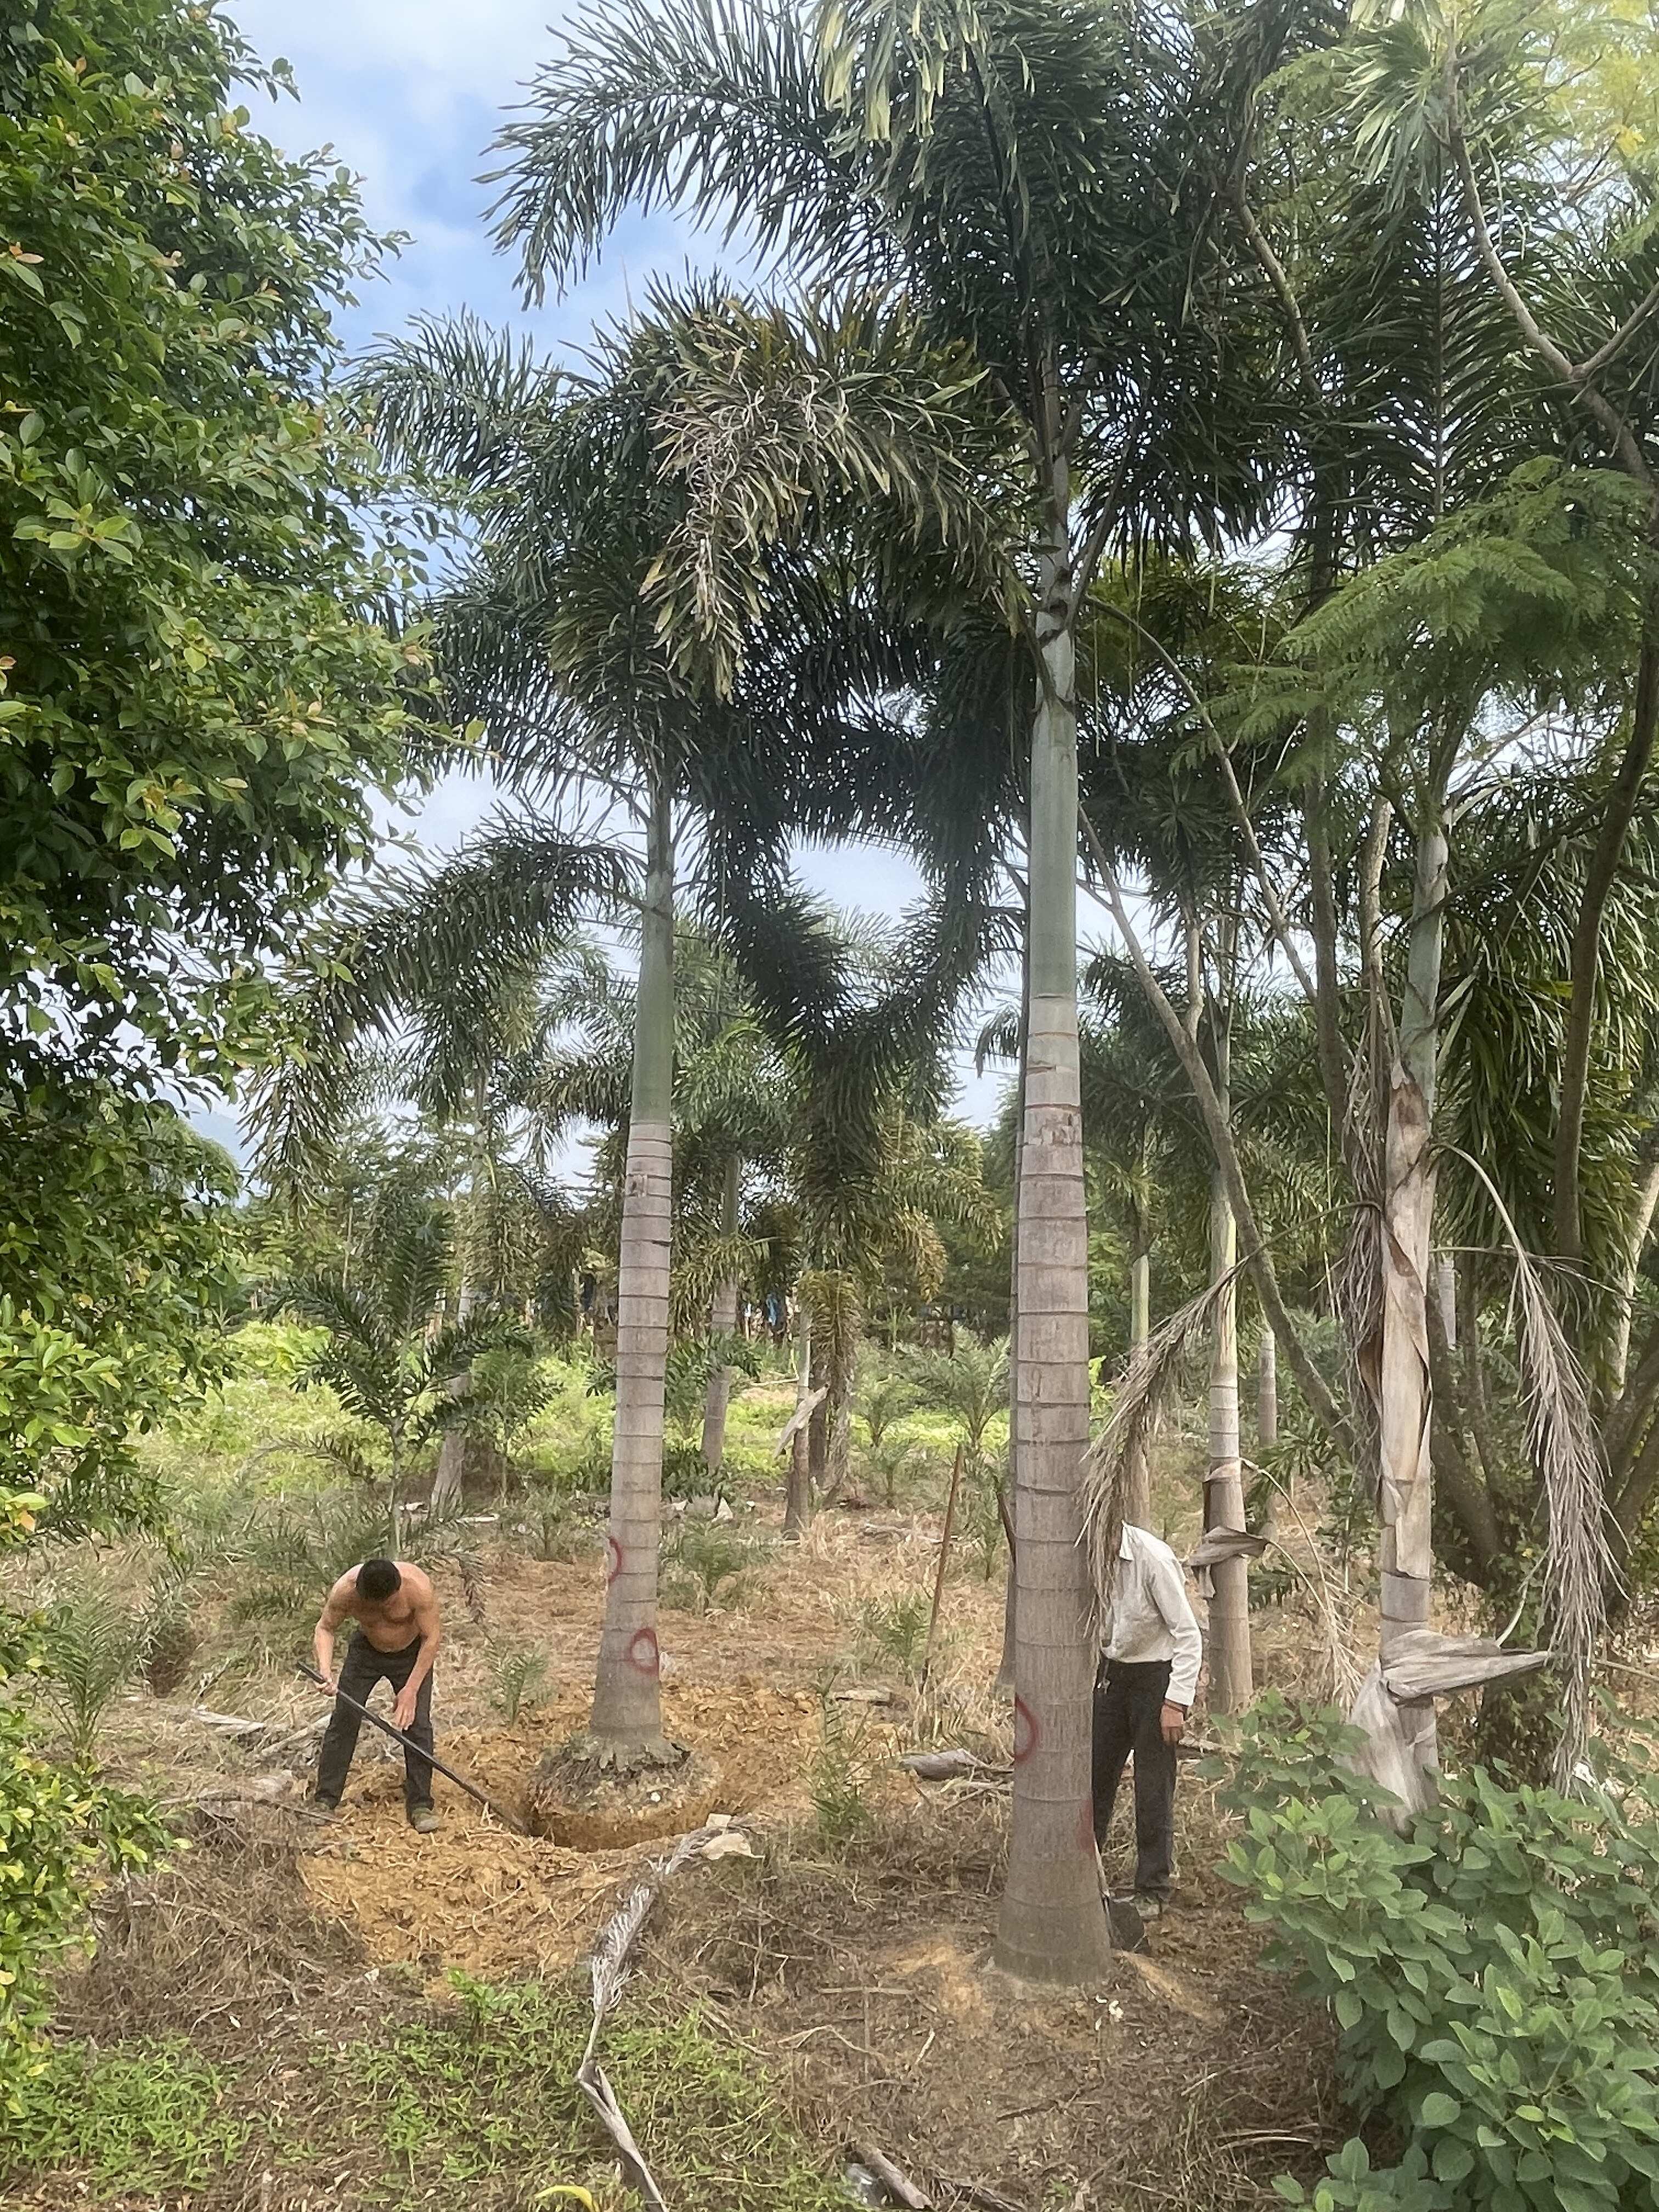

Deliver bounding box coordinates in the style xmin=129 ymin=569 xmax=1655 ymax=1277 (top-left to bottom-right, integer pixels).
xmin=10 ymin=1492 xmax=1345 ymax=2212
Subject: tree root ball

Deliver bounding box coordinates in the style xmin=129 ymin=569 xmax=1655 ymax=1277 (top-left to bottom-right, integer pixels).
xmin=525 ymin=1733 xmax=723 ymax=1849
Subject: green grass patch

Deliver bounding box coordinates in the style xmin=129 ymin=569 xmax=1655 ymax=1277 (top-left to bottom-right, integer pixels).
xmin=334 ymin=1974 xmax=845 ymax=2210
xmin=5 ymin=2039 xmax=248 ymax=2192
xmin=8 ymin=1979 xmax=847 ymax=2211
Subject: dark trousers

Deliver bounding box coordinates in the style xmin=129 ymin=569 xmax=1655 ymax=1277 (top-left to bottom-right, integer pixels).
xmin=315 ymin=1633 xmax=434 ymax=1810
xmin=1092 ymin=1657 xmax=1177 ymax=1898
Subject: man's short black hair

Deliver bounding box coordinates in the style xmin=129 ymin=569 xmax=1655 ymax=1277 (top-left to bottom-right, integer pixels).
xmin=357 ymin=1557 xmax=402 ymax=1603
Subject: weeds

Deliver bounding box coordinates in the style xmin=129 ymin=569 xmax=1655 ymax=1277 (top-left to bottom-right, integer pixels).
xmin=5 ymin=2039 xmax=247 ymax=2191
xmin=332 ymin=1975 xmax=845 ymax=2209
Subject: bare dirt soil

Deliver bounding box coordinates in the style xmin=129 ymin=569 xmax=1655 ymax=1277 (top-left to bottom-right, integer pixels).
xmin=26 ymin=1489 xmax=1346 ymax=2212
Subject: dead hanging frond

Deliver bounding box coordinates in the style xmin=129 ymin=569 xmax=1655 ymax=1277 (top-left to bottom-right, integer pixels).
xmin=1081 ymin=1259 xmax=1250 ymax=1616
xmin=1442 ymin=1146 xmax=1618 ymax=1786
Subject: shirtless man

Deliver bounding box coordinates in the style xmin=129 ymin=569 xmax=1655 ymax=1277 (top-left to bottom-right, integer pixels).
xmin=311 ymin=1558 xmax=442 ymax=1832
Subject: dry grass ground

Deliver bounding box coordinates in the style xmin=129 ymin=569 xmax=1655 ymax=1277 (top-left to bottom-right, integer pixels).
xmin=9 ymin=1425 xmax=1351 ymax=2212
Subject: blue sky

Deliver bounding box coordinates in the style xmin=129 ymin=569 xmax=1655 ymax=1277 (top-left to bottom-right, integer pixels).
xmin=211 ymin=0 xmax=1011 ymax=1157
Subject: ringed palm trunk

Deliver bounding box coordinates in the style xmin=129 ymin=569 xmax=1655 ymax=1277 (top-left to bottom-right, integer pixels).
xmin=1375 ymin=820 xmax=1448 ymax=1782
xmin=700 ymin=1155 xmax=741 ymax=1471
xmin=997 ymin=926 xmax=1030 ymax=1694
xmin=995 ymin=476 xmax=1112 ymax=1983
xmin=431 ymin=1281 xmax=481 ymax=1513
xmin=1206 ymin=1166 xmax=1252 ymax=1711
xmin=1256 ymin=1323 xmax=1279 ymax=1540
xmin=590 ymin=775 xmax=675 ymax=1753
xmin=784 ymin=1310 xmax=812 ymax=1540
xmin=1125 ymin=1188 xmax=1152 ymax=1529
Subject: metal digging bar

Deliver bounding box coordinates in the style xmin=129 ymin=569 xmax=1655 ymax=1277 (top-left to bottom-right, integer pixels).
xmin=294 ymin=1661 xmax=529 ymax=1834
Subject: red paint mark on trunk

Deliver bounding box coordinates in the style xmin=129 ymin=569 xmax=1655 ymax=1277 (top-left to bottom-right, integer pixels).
xmin=605 ymin=1536 xmax=623 ymax=1585
xmin=627 ymin=1627 xmax=660 ymax=1675
xmin=1077 ymin=1797 xmax=1101 ymax=1855
xmin=1012 ymin=1695 xmax=1039 ymax=1765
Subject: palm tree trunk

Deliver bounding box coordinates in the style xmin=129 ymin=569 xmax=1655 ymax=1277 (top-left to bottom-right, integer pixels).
xmin=590 ymin=775 xmax=675 ymax=1753
xmin=431 ymin=1281 xmax=480 ymax=1513
xmin=1375 ymin=820 xmax=1448 ymax=1782
xmin=997 ymin=923 xmax=1029 ymax=1693
xmin=1206 ymin=1166 xmax=1252 ymax=1712
xmin=1125 ymin=1200 xmax=1152 ymax=1528
xmin=1257 ymin=1323 xmax=1279 ymax=1540
xmin=701 ymin=1155 xmax=741 ymax=1470
xmin=995 ymin=466 xmax=1111 ymax=1983
xmin=825 ymin=1331 xmax=857 ymax=1501
xmin=784 ymin=1311 xmax=812 ymax=1540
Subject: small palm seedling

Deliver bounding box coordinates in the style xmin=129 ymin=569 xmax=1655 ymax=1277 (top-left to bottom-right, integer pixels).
xmin=488 ymin=1639 xmax=551 ymax=1723
xmin=39 ymin=1581 xmax=148 ymax=1765
xmin=660 ymin=1516 xmax=772 ymax=1614
xmin=863 ymin=1431 xmax=925 ymax=1510
xmin=811 ymin=1690 xmax=874 ymax=1855
xmin=904 ymin=1337 xmax=1009 ymax=1463
xmin=857 ymin=1589 xmax=932 ymax=1678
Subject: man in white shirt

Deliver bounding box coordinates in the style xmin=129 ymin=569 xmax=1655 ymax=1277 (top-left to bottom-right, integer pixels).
xmin=1093 ymin=1520 xmax=1204 ymax=1911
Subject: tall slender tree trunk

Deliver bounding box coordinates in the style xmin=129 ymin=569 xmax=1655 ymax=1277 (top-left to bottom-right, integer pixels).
xmin=784 ymin=1311 xmax=812 ymax=1540
xmin=1257 ymin=1323 xmax=1279 ymax=1540
xmin=824 ymin=1325 xmax=857 ymax=1502
xmin=1375 ymin=819 xmax=1448 ymax=1782
xmin=997 ymin=945 xmax=1029 ymax=1693
xmin=995 ymin=467 xmax=1111 ymax=1983
xmin=590 ymin=775 xmax=675 ymax=1754
xmin=1206 ymin=1166 xmax=1252 ymax=1712
xmin=1125 ymin=1191 xmax=1152 ymax=1528
xmin=431 ymin=1280 xmax=481 ymax=1513
xmin=701 ymin=1155 xmax=741 ymax=1471
xmin=1200 ymin=930 xmax=1250 ymax=1714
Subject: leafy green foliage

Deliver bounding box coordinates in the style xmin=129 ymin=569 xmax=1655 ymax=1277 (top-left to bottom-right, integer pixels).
xmin=904 ymin=1337 xmax=1008 ymax=1458
xmin=0 ymin=1664 xmax=172 ymax=2115
xmin=1219 ymin=1695 xmax=1659 ymax=2210
xmin=0 ymin=1076 xmax=238 ymax=1543
xmin=811 ymin=1695 xmax=876 ymax=1856
xmin=0 ymin=0 xmax=426 ymax=1080
xmin=857 ymin=1590 xmax=932 ymax=1677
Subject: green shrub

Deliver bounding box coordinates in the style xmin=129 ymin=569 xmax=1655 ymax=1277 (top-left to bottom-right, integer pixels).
xmin=0 ymin=1666 xmax=172 ymax=2114
xmin=1217 ymin=1694 xmax=1659 ymax=2211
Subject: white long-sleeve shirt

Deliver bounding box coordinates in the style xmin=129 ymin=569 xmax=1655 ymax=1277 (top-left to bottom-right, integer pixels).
xmin=1102 ymin=1523 xmax=1204 ymax=1709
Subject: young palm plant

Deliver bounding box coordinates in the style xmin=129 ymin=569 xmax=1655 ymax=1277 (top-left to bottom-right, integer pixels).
xmin=282 ymin=1176 xmax=530 ymax=1541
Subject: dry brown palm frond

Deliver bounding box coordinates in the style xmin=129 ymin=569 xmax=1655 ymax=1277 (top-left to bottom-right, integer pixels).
xmin=1442 ymin=1145 xmax=1617 ymax=1786
xmin=1081 ymin=1260 xmax=1250 ymax=1615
